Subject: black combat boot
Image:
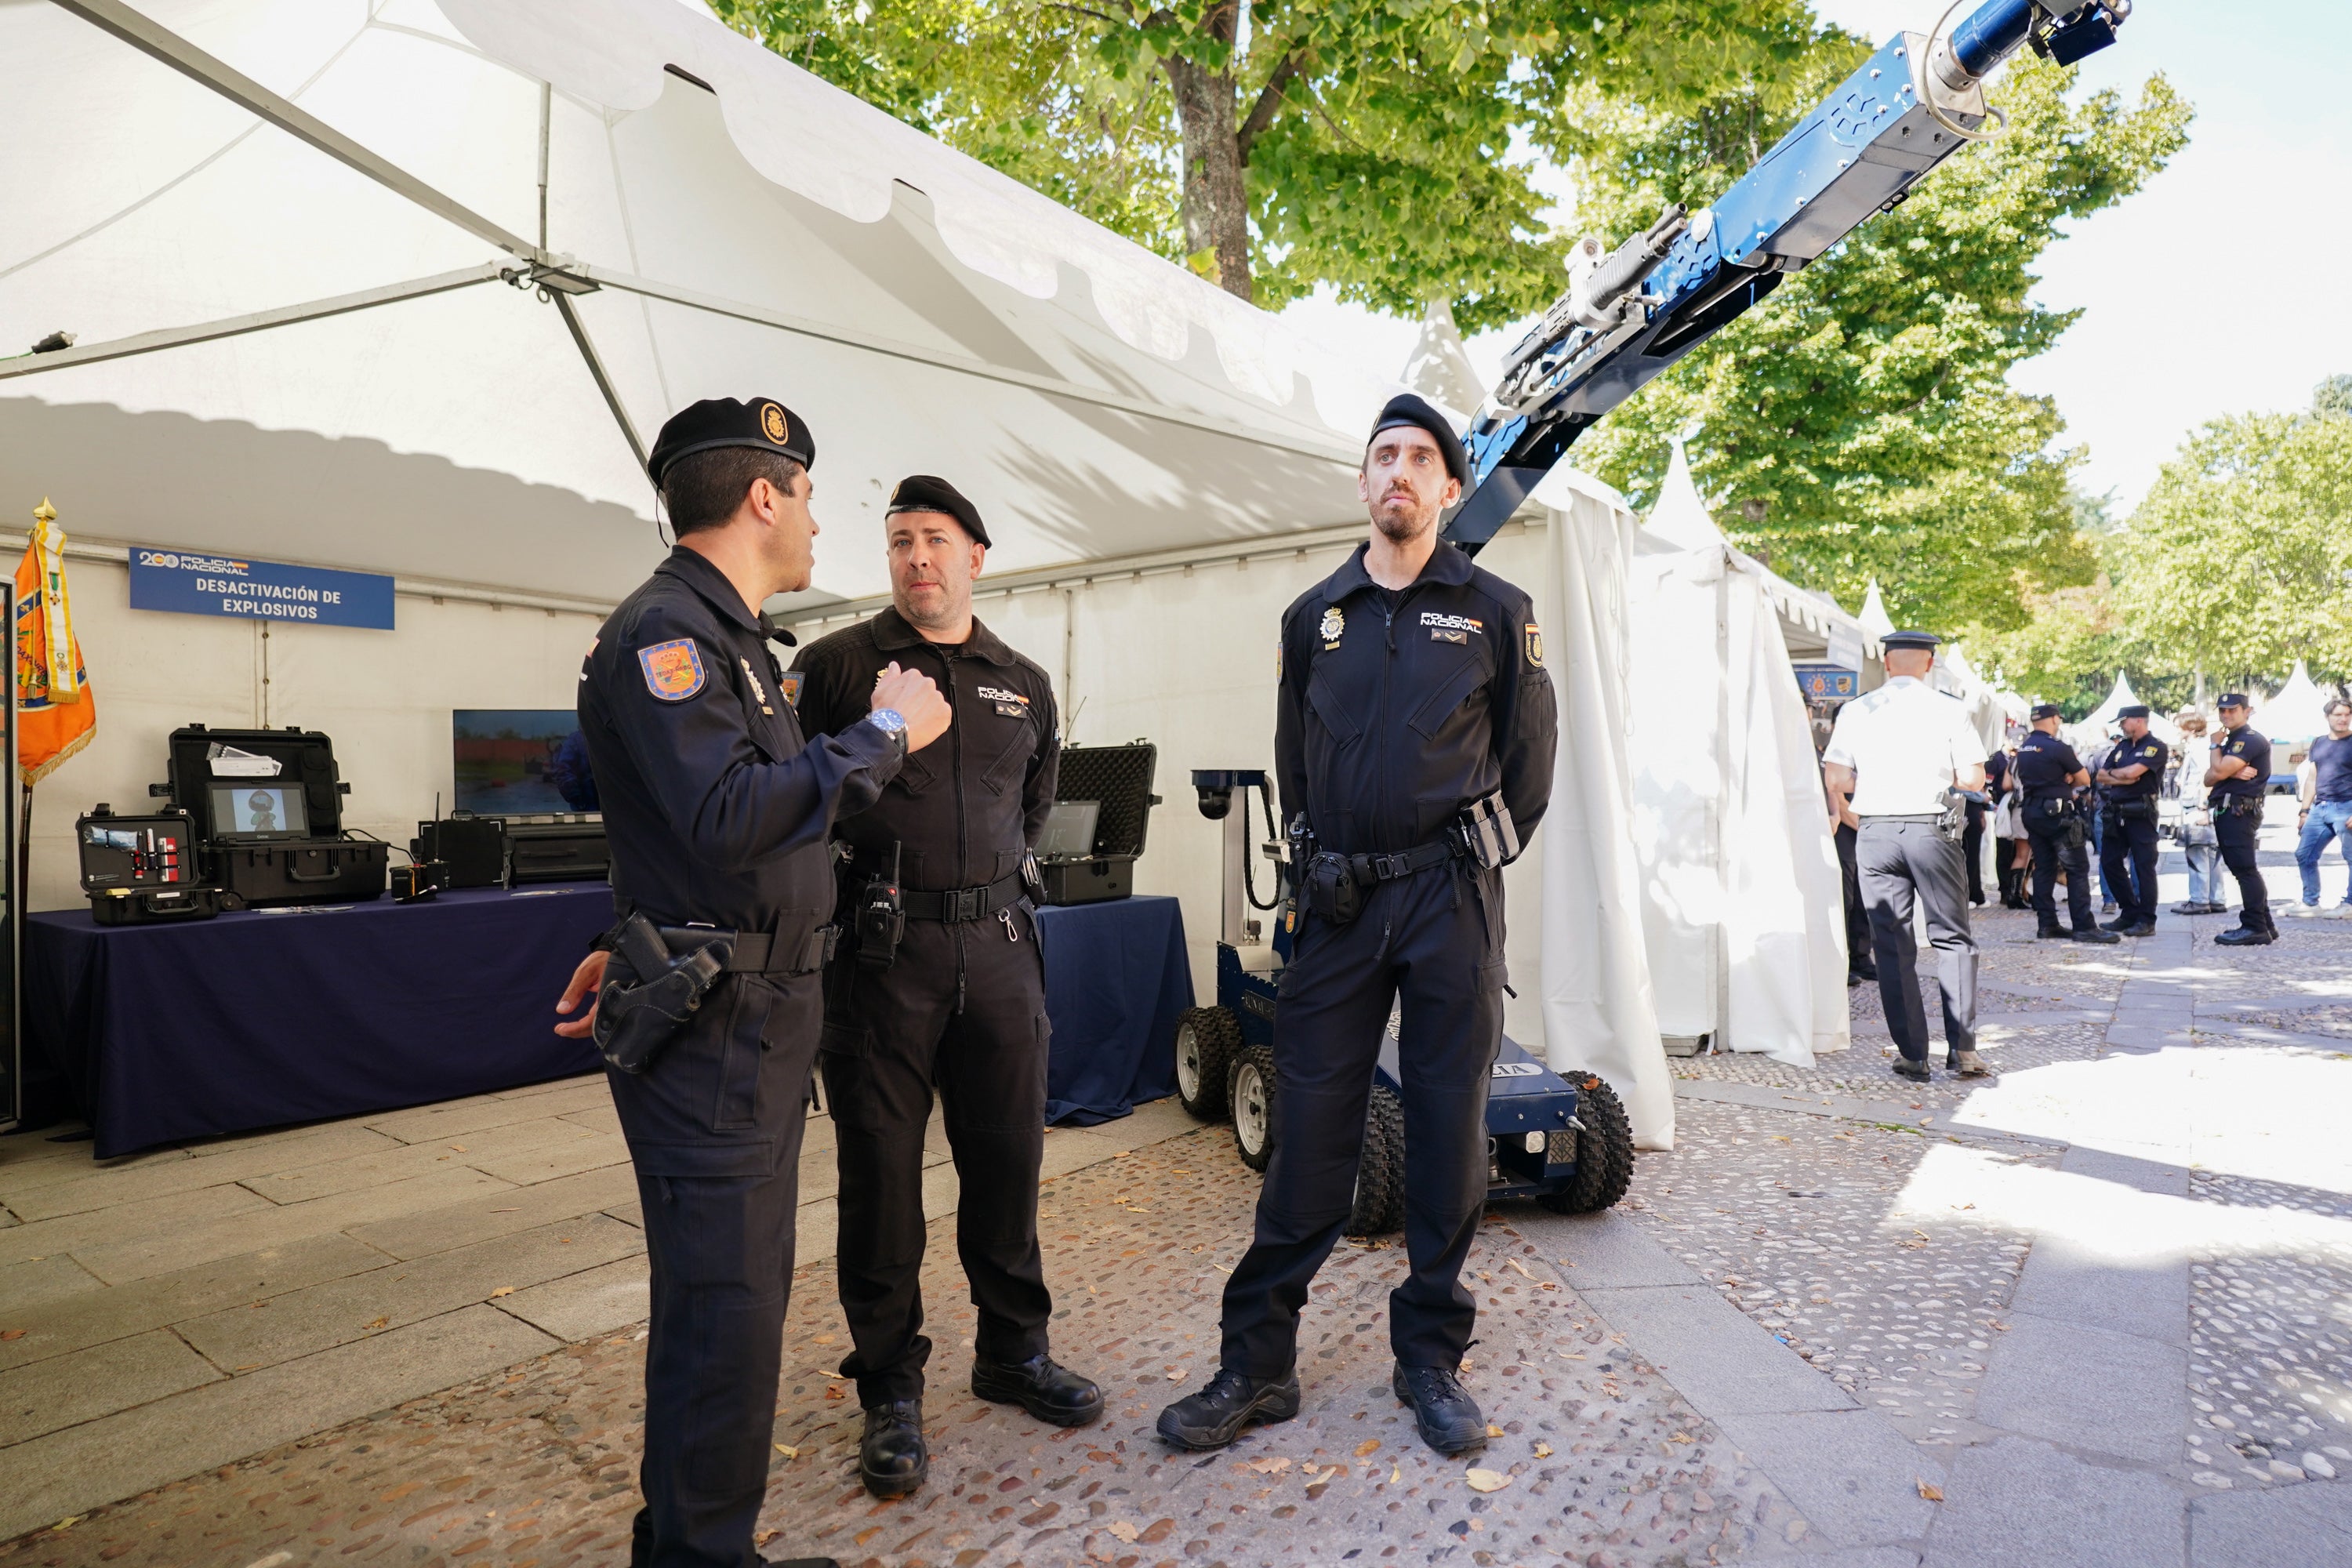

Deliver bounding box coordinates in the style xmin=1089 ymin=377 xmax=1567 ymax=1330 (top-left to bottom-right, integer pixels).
xmin=1393 ymin=1363 xmax=1487 ymax=1456
xmin=973 ymin=1353 xmax=1105 ymax=1426
xmin=858 ymin=1399 xmax=927 ymax=1498
xmin=1156 ymin=1368 xmax=1301 ymax=1450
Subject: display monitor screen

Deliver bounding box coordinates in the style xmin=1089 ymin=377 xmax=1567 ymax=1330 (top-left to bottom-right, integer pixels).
xmin=1037 ymin=799 xmax=1101 ymax=860
xmin=453 ymin=709 xmax=597 ymax=816
xmin=210 ymin=784 xmax=308 ymax=839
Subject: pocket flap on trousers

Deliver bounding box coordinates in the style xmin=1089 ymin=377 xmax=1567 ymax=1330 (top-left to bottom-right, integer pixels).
xmin=626 ymin=1139 xmax=776 ymax=1178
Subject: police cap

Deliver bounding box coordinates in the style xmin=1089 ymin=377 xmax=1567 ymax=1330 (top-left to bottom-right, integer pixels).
xmin=2118 ymin=704 xmax=2150 ymax=720
xmin=647 ymin=397 xmax=815 ymax=487
xmin=2217 ymin=691 xmax=2252 ymax=710
xmin=885 ymin=474 xmax=990 ymax=548
xmin=2031 ymin=702 xmax=2063 ymax=720
xmin=1368 ymin=393 xmax=1469 ymax=486
xmin=1880 ymin=630 xmax=1941 ymax=652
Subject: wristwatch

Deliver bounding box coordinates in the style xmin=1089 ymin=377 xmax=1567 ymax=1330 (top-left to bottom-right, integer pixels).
xmin=868 ymin=706 xmax=909 ymax=754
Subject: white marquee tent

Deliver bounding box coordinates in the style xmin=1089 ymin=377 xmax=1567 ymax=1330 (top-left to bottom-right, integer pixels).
xmin=2253 ymin=660 xmax=2332 ymax=746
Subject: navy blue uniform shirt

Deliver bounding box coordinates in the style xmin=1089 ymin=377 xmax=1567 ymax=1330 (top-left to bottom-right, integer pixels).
xmin=2209 ymin=724 xmax=2271 ymax=803
xmin=2100 ymin=735 xmax=2169 ymax=799
xmin=2013 ymin=731 xmax=2083 ymax=800
xmin=2310 ymin=733 xmax=2352 ymax=804
xmin=578 ymin=546 xmax=903 ymax=936
xmin=1275 ymin=541 xmax=1555 ymax=854
xmin=1987 ymin=748 xmax=2011 ymax=801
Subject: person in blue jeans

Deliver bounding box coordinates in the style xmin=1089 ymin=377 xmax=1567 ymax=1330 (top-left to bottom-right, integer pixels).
xmin=2296 ymin=698 xmax=2352 ymax=909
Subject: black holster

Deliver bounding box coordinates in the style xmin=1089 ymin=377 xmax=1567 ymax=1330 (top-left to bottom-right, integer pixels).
xmin=593 ymin=913 xmax=734 ymax=1075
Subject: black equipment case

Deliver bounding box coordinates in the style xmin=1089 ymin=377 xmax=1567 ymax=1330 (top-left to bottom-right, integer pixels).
xmin=413 ymin=816 xmax=507 ymax=889
xmin=1038 ymin=742 xmax=1160 ymax=906
xmin=504 ymin=817 xmax=609 ymax=884
xmin=159 ymin=724 xmax=387 ymax=907
xmin=75 ymin=804 xmax=220 ymax=924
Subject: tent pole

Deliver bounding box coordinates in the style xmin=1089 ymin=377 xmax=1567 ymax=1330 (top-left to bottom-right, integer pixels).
xmin=552 ymin=294 xmax=649 ymax=478
xmin=47 ymin=0 xmax=546 ymax=265
xmin=0 ymin=265 xmax=509 ymax=382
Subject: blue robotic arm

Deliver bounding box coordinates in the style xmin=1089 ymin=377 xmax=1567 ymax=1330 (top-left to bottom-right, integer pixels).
xmin=1444 ymin=0 xmax=2132 ymax=547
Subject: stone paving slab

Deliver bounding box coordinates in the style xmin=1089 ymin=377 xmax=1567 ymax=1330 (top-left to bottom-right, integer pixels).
xmin=2006 ymin=1238 xmax=2188 ymax=1348
xmin=2187 ymin=1479 xmax=2352 ymax=1566
xmin=493 ymin=1254 xmax=651 ymax=1343
xmin=1711 ymin=1409 xmax=1936 ymax=1551
xmin=3 ymin=1124 xmax=405 ymax=1221
xmin=234 ymin=1114 xmax=594 ymax=1205
xmin=1922 ymin=1436 xmax=2184 ymax=1568
xmin=0 ymin=1182 xmax=272 ymax=1272
xmin=0 ymin=1330 xmax=219 ymax=1446
xmin=0 ymin=1256 xmax=100 ymax=1319
xmin=342 ymin=1161 xmax=640 ymax=1260
xmin=1579 ymin=1283 xmax=1858 ymax=1418
xmin=1973 ymin=1313 xmax=2187 ymax=1466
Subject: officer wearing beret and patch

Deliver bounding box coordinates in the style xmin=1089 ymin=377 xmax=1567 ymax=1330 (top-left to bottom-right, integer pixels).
xmin=2093 ymin=704 xmax=2167 ymax=935
xmin=787 ymin=476 xmax=1102 ymax=1500
xmin=1821 ymin=631 xmax=1994 ymax=1081
xmin=2013 ymin=702 xmax=2119 ymax=946
xmin=2205 ymin=693 xmax=2277 ymax=946
xmin=1160 ymin=393 xmax=1556 ymax=1460
xmin=554 ymin=397 xmax=951 ymax=1568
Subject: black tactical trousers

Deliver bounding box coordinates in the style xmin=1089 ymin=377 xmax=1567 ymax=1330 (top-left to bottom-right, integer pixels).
xmin=819 ymin=906 xmax=1053 ymax=1406
xmin=1836 ymin=822 xmax=1875 ymax=978
xmin=2026 ymin=809 xmax=2098 ymax=932
xmin=607 ymin=970 xmax=822 ymax=1568
xmin=2216 ymin=809 xmax=2274 ymax=931
xmin=2100 ymin=809 xmax=2160 ymax=925
xmin=1221 ymin=864 xmax=1503 ymax=1377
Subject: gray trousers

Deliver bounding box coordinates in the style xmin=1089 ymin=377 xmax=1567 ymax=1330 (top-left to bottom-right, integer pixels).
xmin=1856 ymin=817 xmax=1978 ymax=1062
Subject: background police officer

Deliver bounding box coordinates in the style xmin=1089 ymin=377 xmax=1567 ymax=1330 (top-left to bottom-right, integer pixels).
xmin=2013 ymin=703 xmax=2121 ymax=946
xmin=1820 ymin=631 xmax=1995 ymax=1081
xmin=1159 ymin=394 xmax=1556 ymax=1459
xmin=789 ymin=477 xmax=1102 ymax=1500
xmin=2094 ymin=704 xmax=2167 ymax=935
xmin=2205 ymin=692 xmax=2277 ymax=946
xmin=554 ymin=398 xmax=950 ymax=1568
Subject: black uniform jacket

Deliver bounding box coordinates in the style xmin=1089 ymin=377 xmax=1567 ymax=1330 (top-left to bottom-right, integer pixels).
xmin=789 ymin=605 xmax=1060 ymax=890
xmin=2014 ymin=731 xmax=2083 ymax=802
xmin=2100 ymin=735 xmax=2169 ymax=799
xmin=1276 ymin=541 xmax=1556 ymax=856
xmin=2209 ymin=725 xmax=2271 ymax=802
xmin=577 ymin=547 xmax=903 ymax=936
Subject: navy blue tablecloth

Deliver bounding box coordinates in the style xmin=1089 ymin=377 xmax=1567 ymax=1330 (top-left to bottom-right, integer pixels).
xmin=1036 ymin=895 xmax=1191 ymax=1126
xmin=24 ymin=887 xmax=612 ymax=1158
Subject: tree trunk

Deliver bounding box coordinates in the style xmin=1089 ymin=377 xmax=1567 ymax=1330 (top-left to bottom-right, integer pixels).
xmin=1162 ymin=4 xmax=1251 ymax=301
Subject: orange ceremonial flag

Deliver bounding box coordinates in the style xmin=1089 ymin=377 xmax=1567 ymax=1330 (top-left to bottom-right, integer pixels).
xmin=16 ymin=498 xmax=95 ymax=785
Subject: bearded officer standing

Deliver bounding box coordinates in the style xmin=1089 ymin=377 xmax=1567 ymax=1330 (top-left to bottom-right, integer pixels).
xmin=1159 ymin=394 xmax=1556 ymax=1458
xmin=553 ymin=398 xmax=950 ymax=1568
xmin=789 ymin=476 xmax=1103 ymax=1501
xmin=2094 ymin=704 xmax=2167 ymax=935
xmin=1820 ymin=631 xmax=1993 ymax=1081
xmin=2014 ymin=702 xmax=2121 ymax=946
xmin=2206 ymin=693 xmax=2277 ymax=946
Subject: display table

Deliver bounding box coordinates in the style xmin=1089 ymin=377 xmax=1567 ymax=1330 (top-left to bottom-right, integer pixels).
xmin=25 ymin=887 xmax=612 ymax=1158
xmin=1036 ymin=894 xmax=1191 ymax=1126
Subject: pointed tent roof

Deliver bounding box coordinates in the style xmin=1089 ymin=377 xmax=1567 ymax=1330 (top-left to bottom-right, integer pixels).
xmin=1399 ymin=298 xmax=1483 ymax=416
xmin=2254 ymin=660 xmax=2331 ymax=744
xmin=1643 ymin=437 xmax=1728 ymax=552
xmin=1856 ymin=580 xmax=1896 ymax=640
xmin=2085 ymin=673 xmax=2140 ymax=729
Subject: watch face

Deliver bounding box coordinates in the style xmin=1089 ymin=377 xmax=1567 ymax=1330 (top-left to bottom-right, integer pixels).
xmin=872 ymin=707 xmax=906 ymax=733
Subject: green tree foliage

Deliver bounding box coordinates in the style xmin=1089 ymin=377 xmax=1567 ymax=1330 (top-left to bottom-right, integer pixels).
xmin=2114 ymin=399 xmax=2352 ymax=688
xmin=1567 ymin=52 xmax=2189 ymax=633
xmin=710 ymin=2 xmax=1819 ymax=327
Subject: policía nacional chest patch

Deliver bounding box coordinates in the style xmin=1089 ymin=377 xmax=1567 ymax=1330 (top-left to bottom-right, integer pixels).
xmin=638 ymin=637 xmax=706 ymax=701
xmin=978 ymin=684 xmax=1031 ymax=719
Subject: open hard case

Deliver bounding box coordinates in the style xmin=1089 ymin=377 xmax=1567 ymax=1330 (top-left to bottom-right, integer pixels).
xmin=159 ymin=724 xmax=388 ymax=908
xmin=75 ymin=804 xmax=220 ymax=924
xmin=1037 ymin=742 xmax=1160 ymax=906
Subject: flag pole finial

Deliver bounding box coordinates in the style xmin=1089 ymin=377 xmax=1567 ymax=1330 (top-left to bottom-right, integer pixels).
xmin=32 ymin=497 xmax=56 ymax=525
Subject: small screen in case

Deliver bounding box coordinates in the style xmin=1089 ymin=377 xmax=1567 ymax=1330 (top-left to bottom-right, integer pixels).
xmin=211 ymin=783 xmax=308 ymax=839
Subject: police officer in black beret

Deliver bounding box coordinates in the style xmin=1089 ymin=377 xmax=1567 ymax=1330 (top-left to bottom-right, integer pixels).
xmin=787 ymin=476 xmax=1102 ymax=1499
xmin=1160 ymin=393 xmax=1556 ymax=1458
xmin=2205 ymin=693 xmax=2277 ymax=946
xmin=2094 ymin=704 xmax=2167 ymax=935
xmin=554 ymin=397 xmax=951 ymax=1568
xmin=2014 ymin=702 xmax=2120 ymax=946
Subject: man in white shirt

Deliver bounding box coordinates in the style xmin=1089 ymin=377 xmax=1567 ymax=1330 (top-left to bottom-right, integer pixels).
xmin=1822 ymin=630 xmax=1990 ymax=1082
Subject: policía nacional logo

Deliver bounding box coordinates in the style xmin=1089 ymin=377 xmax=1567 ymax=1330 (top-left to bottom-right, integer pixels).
xmin=1319 ymin=605 xmax=1345 ymax=646
xmin=638 ymin=637 xmax=707 ymax=701
xmin=760 ymin=401 xmax=790 ymax=445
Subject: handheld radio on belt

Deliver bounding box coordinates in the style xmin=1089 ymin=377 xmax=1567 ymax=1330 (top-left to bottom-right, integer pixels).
xmin=857 ymin=843 xmax=906 ymax=972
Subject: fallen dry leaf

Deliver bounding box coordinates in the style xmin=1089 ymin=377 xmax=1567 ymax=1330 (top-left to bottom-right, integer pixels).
xmin=1465 ymin=1468 xmax=1512 ymax=1494
xmin=1166 ymin=1368 xmax=1185 ymax=1381
xmin=1486 ymin=1424 xmax=1504 ymax=1438
xmin=1244 ymin=1456 xmax=1291 ymax=1475
xmin=1505 ymin=1258 xmax=1535 ymax=1279
xmin=489 ymin=1208 xmax=520 ymax=1214
xmin=1389 ymin=1462 xmax=1402 ymax=1485
xmin=488 ymin=1287 xmax=514 ymax=1299
xmin=1355 ymin=1439 xmax=1381 ymax=1457
xmin=49 ymin=1517 xmax=80 ymax=1533
xmin=1106 ymin=1521 xmax=1141 ymax=1543
xmin=0 ymin=1330 xmax=25 ymax=1341
xmin=361 ymin=1316 xmax=390 ymax=1330
xmin=824 ymin=1385 xmax=846 ymax=1401
xmin=1917 ymin=1479 xmax=1944 ymax=1501
xmin=773 ymin=1444 xmax=798 ymax=1460
xmin=1534 ymin=1442 xmax=1553 ymax=1458
xmin=449 ymin=1144 xmax=466 ymax=1152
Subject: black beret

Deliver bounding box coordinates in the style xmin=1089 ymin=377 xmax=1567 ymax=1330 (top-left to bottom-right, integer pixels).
xmin=1881 ymin=630 xmax=1941 ymax=652
xmin=1368 ymin=393 xmax=1468 ymax=486
xmin=2217 ymin=692 xmax=2251 ymax=709
xmin=885 ymin=474 xmax=989 ymax=548
xmin=2031 ymin=702 xmax=2063 ymax=720
xmin=2118 ymin=704 xmax=2150 ymax=719
xmin=648 ymin=397 xmax=814 ymax=486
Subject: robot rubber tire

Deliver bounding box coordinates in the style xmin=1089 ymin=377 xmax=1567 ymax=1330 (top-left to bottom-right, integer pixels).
xmin=1174 ymin=1006 xmax=1242 ymax=1121
xmin=1344 ymin=1082 xmax=1406 ymax=1236
xmin=1229 ymin=1044 xmax=1278 ymax=1173
xmin=1537 ymin=1074 xmax=1636 ymax=1214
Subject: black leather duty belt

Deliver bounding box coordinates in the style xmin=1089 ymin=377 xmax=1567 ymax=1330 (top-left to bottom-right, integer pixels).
xmin=1348 ymin=838 xmax=1459 ymax=884
xmin=655 ymin=924 xmax=837 ymax=975
xmin=900 ymin=872 xmax=1025 ymax=923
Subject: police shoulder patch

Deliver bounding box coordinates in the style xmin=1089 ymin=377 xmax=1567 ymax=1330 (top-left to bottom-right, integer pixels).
xmin=779 ymin=670 xmax=805 ymax=710
xmin=1523 ymin=623 xmax=1544 ymax=667
xmin=638 ymin=637 xmax=707 ymax=702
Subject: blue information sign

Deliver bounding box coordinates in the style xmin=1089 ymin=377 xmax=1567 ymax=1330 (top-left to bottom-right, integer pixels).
xmin=1793 ymin=662 xmax=1859 ymax=700
xmin=129 ymin=546 xmax=395 ymax=630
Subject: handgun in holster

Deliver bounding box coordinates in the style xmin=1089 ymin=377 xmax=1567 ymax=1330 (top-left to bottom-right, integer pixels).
xmin=593 ymin=913 xmax=735 ymax=1075
xmin=855 ymin=843 xmax=905 ymax=972
xmin=1938 ymin=786 xmax=1989 ymax=844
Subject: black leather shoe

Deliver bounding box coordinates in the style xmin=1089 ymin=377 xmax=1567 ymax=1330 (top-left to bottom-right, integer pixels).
xmin=2035 ymin=922 xmax=2067 ymax=939
xmin=973 ymin=1353 xmax=1105 ymax=1427
xmin=2070 ymin=926 xmax=2122 ymax=944
xmin=858 ymin=1399 xmax=927 ymax=1499
xmin=1892 ymin=1058 xmax=1930 ymax=1082
xmin=2119 ymin=920 xmax=2157 ymax=937
xmin=1393 ymin=1363 xmax=1486 ymax=1455
xmin=2214 ymin=925 xmax=2276 ymax=946
xmin=2100 ymin=916 xmax=2133 ymax=932
xmin=1157 ymin=1367 xmax=1301 ymax=1450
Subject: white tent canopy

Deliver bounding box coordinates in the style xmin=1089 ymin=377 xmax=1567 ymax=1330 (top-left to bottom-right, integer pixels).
xmin=2254 ymin=660 xmax=2332 ymax=746
xmin=1856 ymin=579 xmax=1896 ymax=640
xmin=2 ymin=0 xmax=1408 ymax=609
